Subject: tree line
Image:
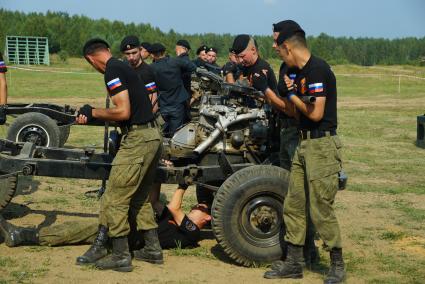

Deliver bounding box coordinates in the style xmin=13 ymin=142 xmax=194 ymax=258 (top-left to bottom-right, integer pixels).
xmin=1 ymin=9 xmax=424 ymax=66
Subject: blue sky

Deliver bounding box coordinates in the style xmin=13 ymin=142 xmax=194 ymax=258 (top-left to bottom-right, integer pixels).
xmin=1 ymin=0 xmax=424 ymax=38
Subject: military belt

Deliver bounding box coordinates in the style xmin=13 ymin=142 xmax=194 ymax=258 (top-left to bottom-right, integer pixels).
xmin=300 ymin=129 xmax=336 ymax=140
xmin=121 ymin=121 xmax=156 ymax=135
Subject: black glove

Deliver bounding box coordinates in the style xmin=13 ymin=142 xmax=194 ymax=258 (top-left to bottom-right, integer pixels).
xmin=222 ymin=62 xmax=237 ymax=75
xmin=78 ymin=104 xmax=94 ymax=122
xmin=252 ymin=72 xmax=269 ymax=93
xmin=178 ymin=183 xmax=189 ymax=190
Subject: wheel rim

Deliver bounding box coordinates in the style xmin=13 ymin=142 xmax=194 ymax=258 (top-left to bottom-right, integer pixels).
xmin=239 ymin=191 xmax=283 ymax=248
xmin=16 ymin=124 xmax=50 ymax=146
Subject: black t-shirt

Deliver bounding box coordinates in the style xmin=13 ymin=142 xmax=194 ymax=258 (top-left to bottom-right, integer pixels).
xmin=157 ymin=206 xmax=200 ymax=249
xmin=289 ymin=55 xmax=337 ymax=131
xmin=104 ymin=57 xmax=154 ymax=125
xmin=241 ymin=57 xmax=278 ymax=94
xmin=134 ymin=62 xmax=157 ymax=95
xmin=0 ymin=53 xmax=7 ymax=73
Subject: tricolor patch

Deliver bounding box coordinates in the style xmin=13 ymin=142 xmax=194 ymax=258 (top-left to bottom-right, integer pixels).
xmin=107 ymin=78 xmax=122 ymax=91
xmin=145 ymin=82 xmax=157 ymax=92
xmin=308 ymin=82 xmax=323 ymax=94
xmin=0 ymin=61 xmax=5 ymax=68
xmin=289 ymin=73 xmax=296 ymax=79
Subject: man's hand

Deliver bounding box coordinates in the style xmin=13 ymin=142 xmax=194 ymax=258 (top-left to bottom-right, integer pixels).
xmin=283 ymin=75 xmax=296 ymax=100
xmin=252 ymin=72 xmax=269 ymax=93
xmin=76 ymin=104 xmax=94 ymax=124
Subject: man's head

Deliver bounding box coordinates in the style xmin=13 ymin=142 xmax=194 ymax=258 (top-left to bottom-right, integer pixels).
xmin=148 ymin=43 xmax=166 ymax=61
xmin=206 ymin=47 xmax=218 ymax=64
xmin=140 ymin=42 xmax=151 ymax=60
xmin=274 ymin=20 xmax=307 ymax=68
xmin=175 ymin=39 xmax=191 ymax=56
xmin=228 ymin=48 xmax=238 ymax=64
xmin=231 ymin=34 xmax=258 ymax=67
xmin=196 ymin=45 xmax=209 ymax=62
xmin=120 ymin=35 xmax=142 ymax=68
xmin=83 ymin=38 xmax=111 ymax=74
xmin=187 ymin=204 xmax=211 ymax=229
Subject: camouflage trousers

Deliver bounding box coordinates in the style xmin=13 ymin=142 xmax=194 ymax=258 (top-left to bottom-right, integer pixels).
xmin=284 ymin=134 xmax=343 ymax=249
xmin=39 ymin=219 xmax=98 ymax=246
xmin=99 ymin=126 xmax=162 ymax=237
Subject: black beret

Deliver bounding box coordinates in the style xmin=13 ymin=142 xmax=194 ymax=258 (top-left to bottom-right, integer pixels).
xmin=148 ymin=43 xmax=166 ymax=54
xmin=82 ymin=38 xmax=109 ymax=55
xmin=206 ymin=47 xmax=217 ymax=53
xmin=275 ymin=20 xmax=305 ymax=46
xmin=176 ymin=39 xmax=191 ymax=50
xmin=196 ymin=45 xmax=208 ymax=55
xmin=120 ymin=35 xmax=140 ymax=52
xmin=140 ymin=42 xmax=151 ymax=50
xmin=231 ymin=34 xmax=251 ymax=55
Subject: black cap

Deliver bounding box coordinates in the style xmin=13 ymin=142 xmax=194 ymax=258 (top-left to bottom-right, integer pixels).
xmin=148 ymin=43 xmax=166 ymax=54
xmin=176 ymin=39 xmax=191 ymax=50
xmin=83 ymin=38 xmax=110 ymax=55
xmin=231 ymin=34 xmax=251 ymax=55
xmin=120 ymin=35 xmax=140 ymax=52
xmin=140 ymin=42 xmax=151 ymax=51
xmin=206 ymin=47 xmax=217 ymax=53
xmin=196 ymin=45 xmax=208 ymax=55
xmin=275 ymin=20 xmax=305 ymax=45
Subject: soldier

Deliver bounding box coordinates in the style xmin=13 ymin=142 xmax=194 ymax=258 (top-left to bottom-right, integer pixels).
xmin=222 ymin=48 xmax=242 ymax=83
xmin=261 ymin=21 xmax=345 ymax=283
xmin=75 ymin=38 xmax=163 ymax=272
xmin=175 ymin=39 xmax=192 ymax=96
xmin=120 ymin=36 xmax=158 ymax=113
xmin=140 ymin=42 xmax=152 ymax=61
xmin=193 ymin=44 xmax=208 ymax=67
xmin=0 ymin=52 xmax=7 ymax=105
xmin=0 ymin=187 xmax=211 ymax=250
xmin=149 ymin=43 xmax=196 ymax=137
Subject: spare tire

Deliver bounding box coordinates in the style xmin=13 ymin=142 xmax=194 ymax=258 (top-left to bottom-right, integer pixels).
xmin=211 ymin=165 xmax=289 ymax=266
xmin=0 ymin=173 xmax=18 ymax=211
xmin=7 ymin=112 xmax=61 ymax=147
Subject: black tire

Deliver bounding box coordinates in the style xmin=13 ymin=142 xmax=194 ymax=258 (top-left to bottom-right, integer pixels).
xmin=0 ymin=173 xmax=18 ymax=211
xmin=211 ymin=165 xmax=289 ymax=266
xmin=7 ymin=112 xmax=61 ymax=147
xmin=59 ymin=125 xmax=71 ymax=147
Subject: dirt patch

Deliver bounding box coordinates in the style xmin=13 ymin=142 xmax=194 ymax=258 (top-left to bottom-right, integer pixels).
xmin=1 ymin=182 xmax=425 ymax=283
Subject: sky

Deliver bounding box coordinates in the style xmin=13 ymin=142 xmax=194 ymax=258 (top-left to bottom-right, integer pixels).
xmin=1 ymin=0 xmax=424 ymax=39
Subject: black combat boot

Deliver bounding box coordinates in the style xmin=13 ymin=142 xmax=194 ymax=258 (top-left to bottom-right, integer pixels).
xmin=95 ymin=236 xmax=133 ymax=272
xmin=133 ymin=228 xmax=163 ymax=264
xmin=264 ymin=243 xmax=303 ymax=279
xmin=324 ymin=248 xmax=346 ymax=284
xmin=76 ymin=225 xmax=108 ymax=265
xmin=0 ymin=216 xmax=39 ymax=247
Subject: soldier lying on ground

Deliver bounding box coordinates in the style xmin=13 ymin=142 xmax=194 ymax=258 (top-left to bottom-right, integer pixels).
xmin=0 ymin=186 xmax=211 ymax=252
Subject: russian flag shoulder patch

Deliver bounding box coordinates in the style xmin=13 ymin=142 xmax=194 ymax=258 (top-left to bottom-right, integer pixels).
xmin=107 ymin=78 xmax=122 ymax=91
xmin=308 ymin=82 xmax=323 ymax=94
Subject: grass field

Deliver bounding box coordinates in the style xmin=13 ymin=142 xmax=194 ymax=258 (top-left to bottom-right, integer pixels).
xmin=1 ymin=57 xmax=425 ymax=283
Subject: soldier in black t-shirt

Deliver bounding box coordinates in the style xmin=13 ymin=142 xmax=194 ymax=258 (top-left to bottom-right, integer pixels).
xmin=222 ymin=49 xmax=243 ymax=83
xmin=0 ymin=52 xmax=8 ymax=105
xmin=262 ymin=21 xmax=345 ymax=284
xmin=120 ymin=36 xmax=159 ymax=113
xmin=230 ymin=34 xmax=278 ymax=95
xmin=76 ymin=38 xmax=163 ymax=272
xmin=1 ymin=187 xmax=211 ymax=250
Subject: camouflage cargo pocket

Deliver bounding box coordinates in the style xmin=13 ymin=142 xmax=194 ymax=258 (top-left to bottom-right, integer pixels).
xmin=109 ymin=158 xmax=144 ymax=187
